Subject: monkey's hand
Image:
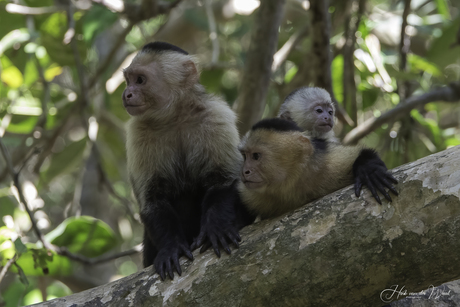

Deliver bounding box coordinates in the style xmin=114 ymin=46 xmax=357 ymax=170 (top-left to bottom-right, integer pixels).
xmin=191 ymin=206 xmax=241 ymax=258
xmin=154 ymin=240 xmax=194 ymax=280
xmin=353 ymin=149 xmax=399 ymax=204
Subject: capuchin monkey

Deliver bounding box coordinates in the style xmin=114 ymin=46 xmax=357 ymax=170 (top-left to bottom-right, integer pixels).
xmin=123 ymin=42 xmax=254 ymax=280
xmin=278 ymin=87 xmax=338 ymax=142
xmin=278 ymin=87 xmax=396 ymax=202
xmin=238 ymin=118 xmax=398 ymax=219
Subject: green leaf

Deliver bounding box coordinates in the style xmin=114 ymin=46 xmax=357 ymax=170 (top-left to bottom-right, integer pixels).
xmin=40 ymin=138 xmax=87 ymax=183
xmin=13 ymin=245 xmax=72 ymax=276
xmin=408 ymin=54 xmax=442 ymax=77
xmin=45 ymin=216 xmax=117 ymax=258
xmin=284 ymin=65 xmax=298 ymax=84
xmin=81 ymin=5 xmax=118 ymax=43
xmin=427 ymin=17 xmax=460 ymax=70
xmin=434 ymin=0 xmax=451 ymax=20
xmin=14 ymin=238 xmax=27 ymax=254
xmin=14 ymin=262 xmax=29 ymax=286
xmin=331 ymin=55 xmax=344 ymax=104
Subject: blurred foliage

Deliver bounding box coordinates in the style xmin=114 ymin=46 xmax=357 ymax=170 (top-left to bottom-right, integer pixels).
xmin=0 ymin=0 xmax=459 ymax=305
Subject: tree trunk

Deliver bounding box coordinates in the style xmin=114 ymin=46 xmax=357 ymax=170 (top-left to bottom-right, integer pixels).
xmin=234 ymin=0 xmax=286 ymax=135
xmin=33 ymin=145 xmax=460 ymax=307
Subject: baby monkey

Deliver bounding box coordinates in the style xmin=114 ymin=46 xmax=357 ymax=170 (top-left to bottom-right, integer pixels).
xmin=238 ymin=118 xmax=398 ymax=219
xmin=278 ymin=87 xmax=397 ymax=203
xmin=278 ymin=87 xmax=337 ymax=141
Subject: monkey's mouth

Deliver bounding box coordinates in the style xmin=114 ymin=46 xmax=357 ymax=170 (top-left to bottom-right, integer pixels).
xmin=318 ymin=124 xmax=333 ymax=131
xmin=242 ymin=180 xmax=264 ymax=189
xmin=124 ymin=103 xmax=147 ymax=115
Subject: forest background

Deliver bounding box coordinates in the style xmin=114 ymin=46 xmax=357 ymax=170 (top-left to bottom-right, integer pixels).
xmin=0 ymin=0 xmax=459 ymax=305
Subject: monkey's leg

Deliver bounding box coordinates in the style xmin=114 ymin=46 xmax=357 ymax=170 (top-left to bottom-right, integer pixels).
xmin=142 ymin=228 xmax=157 ymax=268
xmin=353 ymin=149 xmax=399 ymax=204
xmin=141 ymin=202 xmax=194 ymax=280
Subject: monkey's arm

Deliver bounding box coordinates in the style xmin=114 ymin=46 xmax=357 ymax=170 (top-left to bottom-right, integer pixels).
xmin=192 ymin=180 xmax=253 ymax=256
xmin=352 ymin=149 xmax=399 ymax=204
xmin=141 ymin=200 xmax=194 ymax=280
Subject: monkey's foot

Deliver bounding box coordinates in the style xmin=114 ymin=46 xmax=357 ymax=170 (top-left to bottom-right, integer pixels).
xmin=154 ymin=241 xmax=193 ymax=280
xmin=191 ymin=220 xmax=241 ymax=258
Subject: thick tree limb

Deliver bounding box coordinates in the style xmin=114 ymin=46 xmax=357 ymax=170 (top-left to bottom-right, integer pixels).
xmin=33 ymin=145 xmax=460 ymax=306
xmin=234 ymin=0 xmax=286 ymax=135
xmin=343 ymin=82 xmax=460 ymax=145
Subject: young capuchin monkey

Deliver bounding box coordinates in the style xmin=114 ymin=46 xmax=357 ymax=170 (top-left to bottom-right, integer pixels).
xmin=123 ymin=42 xmax=254 ymax=280
xmin=278 ymin=87 xmax=397 ymax=203
xmin=238 ymin=118 xmax=399 ymax=219
xmin=278 ymin=87 xmax=338 ymax=141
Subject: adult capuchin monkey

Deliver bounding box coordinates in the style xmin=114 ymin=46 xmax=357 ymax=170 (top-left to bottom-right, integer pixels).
xmin=278 ymin=87 xmax=397 ymax=203
xmin=278 ymin=87 xmax=338 ymax=141
xmin=123 ymin=42 xmax=254 ymax=280
xmin=238 ymin=118 xmax=399 ymax=219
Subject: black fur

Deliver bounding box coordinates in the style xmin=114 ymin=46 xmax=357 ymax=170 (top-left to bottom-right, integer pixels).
xmin=141 ymin=170 xmax=254 ymax=279
xmin=142 ymin=41 xmax=189 ymax=55
xmin=353 ymin=149 xmax=399 ymax=204
xmin=252 ymin=118 xmax=302 ymax=133
xmin=311 ymin=138 xmax=328 ymax=152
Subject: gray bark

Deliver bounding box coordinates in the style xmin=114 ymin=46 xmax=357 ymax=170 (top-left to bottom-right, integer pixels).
xmin=33 ymin=145 xmax=460 ymax=307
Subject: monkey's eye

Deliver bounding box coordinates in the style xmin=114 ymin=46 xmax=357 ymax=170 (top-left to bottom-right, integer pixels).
xmin=252 ymin=153 xmax=261 ymax=161
xmin=328 ymin=111 xmax=333 ymax=115
xmin=315 ymin=108 xmax=323 ymax=113
xmin=136 ymin=76 xmax=145 ymax=84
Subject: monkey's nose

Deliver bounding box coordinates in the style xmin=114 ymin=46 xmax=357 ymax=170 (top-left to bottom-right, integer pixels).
xmin=126 ymin=93 xmax=133 ymax=99
xmin=244 ymin=170 xmax=251 ymax=175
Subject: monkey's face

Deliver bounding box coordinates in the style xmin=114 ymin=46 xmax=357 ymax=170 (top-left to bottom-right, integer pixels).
xmin=239 ymin=131 xmax=308 ymax=191
xmin=122 ymin=58 xmax=171 ymax=116
xmin=240 ymin=148 xmax=268 ymax=190
xmin=310 ymin=101 xmax=334 ymax=133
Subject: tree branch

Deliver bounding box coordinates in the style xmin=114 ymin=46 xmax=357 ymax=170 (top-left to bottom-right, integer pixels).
xmin=342 ymin=82 xmax=460 ymax=145
xmin=0 ymin=256 xmax=16 ymax=285
xmin=32 ymin=145 xmax=460 ymax=306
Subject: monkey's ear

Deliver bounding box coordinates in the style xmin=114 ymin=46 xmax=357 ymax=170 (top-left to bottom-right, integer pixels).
xmin=279 ymin=110 xmax=293 ymax=121
xmin=183 ymin=60 xmax=199 ymax=87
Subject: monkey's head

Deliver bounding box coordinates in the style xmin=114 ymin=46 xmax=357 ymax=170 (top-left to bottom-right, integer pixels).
xmin=122 ymin=42 xmax=199 ymax=117
xmin=238 ymin=118 xmax=313 ymax=193
xmin=279 ymin=87 xmax=335 ymax=135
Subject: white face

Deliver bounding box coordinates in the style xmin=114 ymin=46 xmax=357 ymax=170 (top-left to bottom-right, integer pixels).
xmin=310 ymin=101 xmax=334 ymax=133
xmin=122 ymin=60 xmax=171 ymax=116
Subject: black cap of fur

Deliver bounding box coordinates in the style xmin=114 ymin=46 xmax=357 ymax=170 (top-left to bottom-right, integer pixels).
xmin=142 ymin=42 xmax=189 ymax=55
xmin=252 ymin=118 xmax=302 ymax=132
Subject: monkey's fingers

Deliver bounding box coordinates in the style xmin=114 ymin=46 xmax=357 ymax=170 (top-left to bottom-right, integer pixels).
xmin=172 ymin=255 xmax=181 ymax=276
xmin=380 ymin=176 xmax=399 ymax=196
xmin=191 ymin=234 xmax=205 ymax=250
xmin=371 ymin=176 xmax=392 ymax=202
xmin=155 ymin=263 xmax=166 ymax=281
xmin=217 ymin=234 xmax=231 ymax=255
xmin=385 ymin=173 xmax=399 ymax=184
xmin=209 ymin=235 xmax=221 ymax=258
xmin=199 ymin=241 xmax=212 ymax=253
xmin=354 ymin=177 xmax=363 ymax=197
xmin=364 ymin=174 xmax=381 ymax=205
xmin=183 ymin=247 xmax=194 ymax=261
xmin=226 ymin=231 xmax=240 ymax=248
xmin=165 ymin=259 xmax=174 ymax=280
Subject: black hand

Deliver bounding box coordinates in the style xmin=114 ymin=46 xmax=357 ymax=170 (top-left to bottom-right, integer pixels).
xmin=353 ymin=149 xmax=398 ymax=204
